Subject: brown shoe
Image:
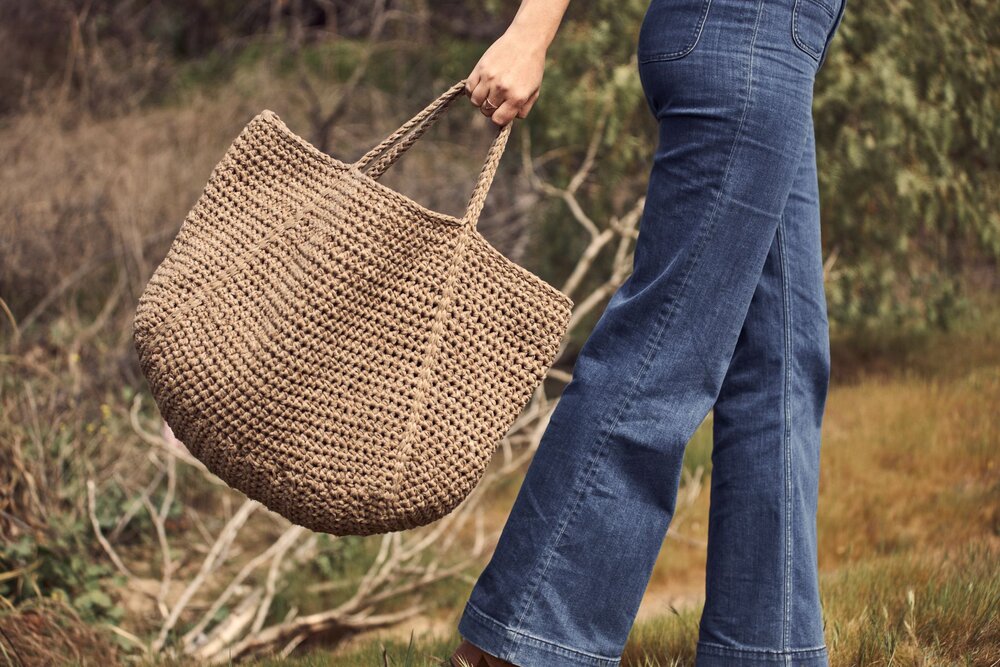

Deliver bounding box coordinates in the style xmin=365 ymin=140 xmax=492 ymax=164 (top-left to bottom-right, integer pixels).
xmin=449 ymin=638 xmax=518 ymax=667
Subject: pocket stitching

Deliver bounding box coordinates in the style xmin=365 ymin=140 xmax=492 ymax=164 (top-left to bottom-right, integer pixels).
xmin=791 ymin=0 xmax=832 ymax=61
xmin=805 ymin=0 xmax=836 ymax=19
xmin=638 ymin=0 xmax=714 ymax=64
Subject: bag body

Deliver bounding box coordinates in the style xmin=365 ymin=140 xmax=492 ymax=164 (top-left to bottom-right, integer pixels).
xmin=132 ymin=80 xmax=573 ymax=536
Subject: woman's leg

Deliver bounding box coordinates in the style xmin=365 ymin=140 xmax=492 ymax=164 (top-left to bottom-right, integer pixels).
xmin=697 ymin=113 xmax=831 ymax=666
xmin=456 ymin=1 xmax=843 ymax=665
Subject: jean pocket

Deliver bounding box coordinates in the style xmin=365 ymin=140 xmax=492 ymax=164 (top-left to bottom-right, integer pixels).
xmin=791 ymin=0 xmax=838 ymax=61
xmin=637 ymin=0 xmax=714 ymax=64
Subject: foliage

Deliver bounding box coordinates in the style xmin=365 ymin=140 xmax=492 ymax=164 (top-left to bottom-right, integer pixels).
xmin=525 ymin=0 xmax=999 ymax=332
xmin=1 ymin=0 xmax=995 ymax=331
xmin=1 ymin=510 xmax=125 ymax=626
xmin=812 ymin=0 xmax=1000 ymax=330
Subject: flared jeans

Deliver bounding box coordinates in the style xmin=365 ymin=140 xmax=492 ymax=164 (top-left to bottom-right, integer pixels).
xmin=457 ymin=0 xmax=847 ymax=664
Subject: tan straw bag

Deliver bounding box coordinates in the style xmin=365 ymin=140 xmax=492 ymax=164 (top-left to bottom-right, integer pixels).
xmin=132 ymin=79 xmax=573 ymax=536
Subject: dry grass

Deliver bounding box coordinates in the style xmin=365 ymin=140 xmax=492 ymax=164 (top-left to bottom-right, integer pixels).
xmin=1 ymin=50 xmax=996 ymax=667
xmin=253 ymin=313 xmax=1000 ymax=665
xmin=0 ymin=63 xmax=529 ymax=328
xmin=819 ymin=368 xmax=998 ymax=566
xmin=1 ymin=55 xmax=640 ymax=664
xmin=0 ymin=598 xmax=120 ymax=666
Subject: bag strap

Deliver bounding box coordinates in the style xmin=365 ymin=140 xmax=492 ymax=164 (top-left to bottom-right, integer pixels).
xmin=351 ymin=79 xmax=513 ymax=229
xmin=355 ymin=81 xmax=467 ymax=179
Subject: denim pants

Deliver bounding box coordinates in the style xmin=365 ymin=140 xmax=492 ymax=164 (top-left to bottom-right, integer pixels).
xmin=457 ymin=0 xmax=847 ymax=664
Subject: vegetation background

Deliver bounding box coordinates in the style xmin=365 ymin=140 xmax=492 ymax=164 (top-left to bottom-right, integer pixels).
xmin=0 ymin=0 xmax=996 ymax=665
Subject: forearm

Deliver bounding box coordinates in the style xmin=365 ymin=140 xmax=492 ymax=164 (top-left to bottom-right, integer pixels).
xmin=508 ymin=0 xmax=572 ymax=52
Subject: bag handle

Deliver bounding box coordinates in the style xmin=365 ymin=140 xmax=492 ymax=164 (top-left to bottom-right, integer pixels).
xmin=355 ymin=81 xmax=467 ymax=179
xmin=352 ymin=79 xmax=513 ymax=228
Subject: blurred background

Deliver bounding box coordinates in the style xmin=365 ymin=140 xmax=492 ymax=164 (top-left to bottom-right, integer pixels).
xmin=0 ymin=1 xmax=996 ymax=665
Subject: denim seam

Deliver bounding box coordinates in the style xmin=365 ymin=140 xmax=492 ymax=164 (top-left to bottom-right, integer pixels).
xmin=776 ymin=209 xmax=793 ymax=654
xmin=817 ymin=0 xmax=847 ymax=70
xmin=638 ymin=0 xmax=714 ymax=63
xmin=803 ymin=0 xmax=835 ymax=19
xmin=791 ymin=0 xmax=823 ymax=61
xmin=465 ymin=600 xmax=622 ymax=666
xmin=509 ymin=0 xmax=766 ymax=645
xmin=698 ymin=640 xmax=829 ymax=659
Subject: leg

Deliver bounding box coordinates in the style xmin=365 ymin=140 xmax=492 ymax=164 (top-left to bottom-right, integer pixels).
xmin=456 ymin=1 xmax=832 ymax=664
xmin=697 ymin=112 xmax=831 ymax=666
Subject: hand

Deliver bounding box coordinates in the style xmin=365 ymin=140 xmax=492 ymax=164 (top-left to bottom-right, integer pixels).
xmin=465 ymin=25 xmax=546 ymax=126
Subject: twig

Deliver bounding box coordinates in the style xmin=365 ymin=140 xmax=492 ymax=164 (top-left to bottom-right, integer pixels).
xmin=105 ymin=624 xmax=147 ymax=654
xmin=128 ymin=395 xmax=224 ymax=482
xmin=249 ymin=526 xmax=305 ymax=635
xmin=86 ymin=479 xmax=133 ymax=579
xmin=0 ymin=297 xmax=20 ymax=347
xmin=215 ymin=604 xmax=424 ymax=663
xmin=182 ymin=525 xmax=303 ymax=649
xmin=152 ymin=499 xmax=259 ymax=652
xmin=109 ymin=468 xmax=164 ymax=541
xmin=141 ymin=493 xmax=173 ymax=620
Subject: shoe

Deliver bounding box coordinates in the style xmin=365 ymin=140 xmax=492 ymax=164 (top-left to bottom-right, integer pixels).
xmin=449 ymin=638 xmax=518 ymax=667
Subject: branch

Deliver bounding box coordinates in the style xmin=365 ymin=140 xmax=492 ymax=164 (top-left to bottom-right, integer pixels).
xmin=86 ymin=479 xmax=133 ymax=579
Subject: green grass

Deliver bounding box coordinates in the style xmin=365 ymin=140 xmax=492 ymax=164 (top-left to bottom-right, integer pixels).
xmin=270 ymin=541 xmax=998 ymax=666
xmin=823 ymin=542 xmax=999 ymax=667
xmin=249 ymin=631 xmax=458 ymax=667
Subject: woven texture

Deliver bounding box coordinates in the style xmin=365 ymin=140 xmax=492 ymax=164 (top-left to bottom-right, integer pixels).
xmin=132 ymin=80 xmax=573 ymax=536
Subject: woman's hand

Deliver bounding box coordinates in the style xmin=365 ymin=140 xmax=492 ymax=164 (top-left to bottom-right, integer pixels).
xmin=465 ymin=25 xmax=545 ymax=126
xmin=465 ymin=0 xmax=570 ymax=126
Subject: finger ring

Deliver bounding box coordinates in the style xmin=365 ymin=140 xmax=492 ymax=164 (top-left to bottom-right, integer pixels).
xmin=482 ymin=98 xmax=498 ymax=112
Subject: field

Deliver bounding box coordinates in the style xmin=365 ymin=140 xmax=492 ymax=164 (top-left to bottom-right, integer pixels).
xmin=1 ymin=2 xmax=997 ymax=664
xmin=1 ymin=79 xmax=996 ymax=667
xmin=258 ymin=303 xmax=999 ymax=666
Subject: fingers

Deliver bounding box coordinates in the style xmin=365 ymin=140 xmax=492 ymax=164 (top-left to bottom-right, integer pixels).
xmin=489 ymin=85 xmax=537 ymax=125
xmin=464 ymin=71 xmax=480 ymax=98
xmin=465 ymin=71 xmax=540 ymax=125
xmin=468 ymin=78 xmax=492 ymax=109
xmin=490 ymin=99 xmax=522 ymax=126
xmin=516 ymin=90 xmax=540 ymax=119
xmin=470 ymin=79 xmax=509 ymax=124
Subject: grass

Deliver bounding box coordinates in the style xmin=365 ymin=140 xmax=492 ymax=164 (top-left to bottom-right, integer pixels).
xmin=823 ymin=542 xmax=999 ymax=666
xmin=246 ymin=301 xmax=1000 ymax=666
xmin=0 ymin=310 xmax=993 ymax=665
xmin=7 ymin=300 xmax=991 ymax=665
xmin=0 ymin=49 xmax=996 ymax=666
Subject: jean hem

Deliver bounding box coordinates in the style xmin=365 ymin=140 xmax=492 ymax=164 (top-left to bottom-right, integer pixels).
xmin=696 ymin=640 xmax=829 ymax=666
xmin=457 ymin=600 xmax=622 ymax=667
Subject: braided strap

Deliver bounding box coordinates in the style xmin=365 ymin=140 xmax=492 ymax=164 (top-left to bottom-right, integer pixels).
xmin=352 ymin=79 xmax=514 ymax=230
xmin=463 ymin=121 xmax=512 ymax=227
xmin=355 ymin=80 xmax=468 ymax=180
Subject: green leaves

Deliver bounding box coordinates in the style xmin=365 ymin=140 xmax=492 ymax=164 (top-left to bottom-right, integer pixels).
xmin=813 ymin=0 xmax=999 ymax=330
xmin=522 ymin=0 xmax=998 ymax=332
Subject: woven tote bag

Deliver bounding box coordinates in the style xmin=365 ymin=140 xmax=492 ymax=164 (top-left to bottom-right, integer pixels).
xmin=132 ymin=80 xmax=573 ymax=536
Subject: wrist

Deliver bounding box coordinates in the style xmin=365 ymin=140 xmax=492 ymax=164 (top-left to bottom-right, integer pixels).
xmin=507 ymin=17 xmax=555 ymax=54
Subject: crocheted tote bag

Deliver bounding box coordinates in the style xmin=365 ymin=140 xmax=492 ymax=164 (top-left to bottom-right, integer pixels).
xmin=132 ymin=80 xmax=573 ymax=536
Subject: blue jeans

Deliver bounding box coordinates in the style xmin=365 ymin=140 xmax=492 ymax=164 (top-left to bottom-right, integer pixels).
xmin=457 ymin=0 xmax=847 ymax=665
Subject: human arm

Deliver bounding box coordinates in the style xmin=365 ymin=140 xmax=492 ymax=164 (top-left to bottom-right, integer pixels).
xmin=465 ymin=0 xmax=572 ymax=126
